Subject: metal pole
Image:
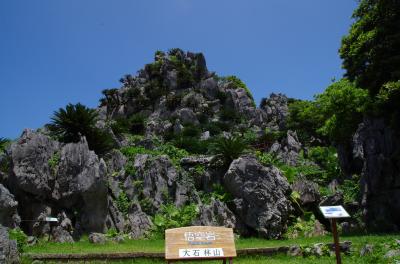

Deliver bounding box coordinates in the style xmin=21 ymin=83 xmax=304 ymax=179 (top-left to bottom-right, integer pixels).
xmin=331 ymin=218 xmax=342 ymax=264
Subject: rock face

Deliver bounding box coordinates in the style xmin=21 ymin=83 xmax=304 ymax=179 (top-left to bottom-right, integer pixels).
xmin=0 ymin=225 xmax=19 ymax=264
xmin=193 ymin=199 xmax=236 ymax=229
xmin=223 ymin=155 xmax=292 ymax=238
xmin=270 ymin=130 xmax=302 ymax=166
xmin=0 ymin=184 xmax=20 ymax=228
xmin=260 ymin=93 xmax=289 ymax=130
xmin=340 ymin=117 xmax=400 ymax=231
xmin=6 ymin=130 xmax=108 ymax=236
xmin=292 ymin=179 xmax=320 ymax=210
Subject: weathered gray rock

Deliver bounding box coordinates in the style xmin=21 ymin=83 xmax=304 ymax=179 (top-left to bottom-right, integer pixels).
xmin=223 ymin=155 xmax=292 ymax=238
xmin=52 ymin=226 xmax=74 ymax=243
xmin=287 ymin=245 xmax=302 ymax=256
xmin=292 ymin=179 xmax=320 ymax=209
xmin=199 ymin=78 xmax=218 ymax=99
xmin=360 ymin=244 xmax=373 ymax=256
xmin=88 ymin=233 xmax=107 ymax=244
xmin=193 ymin=199 xmax=236 ymax=228
xmin=105 ymin=197 xmax=125 ymax=233
xmin=175 ymin=108 xmax=199 ymax=125
xmin=0 ymin=184 xmax=20 ymax=228
xmin=27 ymin=236 xmax=37 ymax=246
xmin=319 ymin=192 xmax=343 ymax=206
xmin=311 ymin=243 xmax=325 ymax=257
xmin=54 ymin=137 xmax=108 ymax=233
xmin=0 ymin=225 xmax=19 ymax=264
xmin=52 ymin=212 xmax=73 ymax=243
xmin=351 ymin=118 xmax=400 ymax=231
xmin=384 ymin=249 xmax=400 ymax=259
xmin=260 ymin=93 xmax=289 ymax=130
xmin=125 ymin=202 xmax=152 ymax=239
xmin=9 ymin=129 xmax=59 ymax=198
xmin=270 ymin=131 xmax=302 ymax=166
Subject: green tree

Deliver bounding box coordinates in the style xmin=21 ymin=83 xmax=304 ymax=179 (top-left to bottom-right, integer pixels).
xmin=48 ymin=103 xmax=114 ymax=155
xmin=287 ymin=79 xmax=369 ymax=144
xmin=314 ymin=79 xmax=369 ymax=143
xmin=340 ymin=0 xmax=400 ymax=95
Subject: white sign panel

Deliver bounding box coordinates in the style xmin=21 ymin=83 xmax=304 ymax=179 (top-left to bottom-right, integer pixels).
xmin=179 ymin=248 xmax=224 ymax=258
xmin=319 ymin=206 xmax=350 ymax=219
xmin=45 ymin=217 xmax=58 ymax=222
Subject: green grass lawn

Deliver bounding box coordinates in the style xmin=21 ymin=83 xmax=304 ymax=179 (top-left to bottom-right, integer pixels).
xmin=23 ymin=234 xmax=400 ymax=263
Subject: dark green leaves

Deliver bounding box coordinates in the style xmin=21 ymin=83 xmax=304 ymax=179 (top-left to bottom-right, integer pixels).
xmin=48 ymin=103 xmax=114 ymax=155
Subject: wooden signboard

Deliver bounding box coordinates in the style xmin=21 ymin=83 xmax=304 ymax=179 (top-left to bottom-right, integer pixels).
xmin=165 ymin=226 xmax=236 ymax=263
xmin=319 ymin=205 xmax=350 ymax=264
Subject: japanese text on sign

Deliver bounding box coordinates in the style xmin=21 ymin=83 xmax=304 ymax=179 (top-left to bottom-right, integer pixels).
xmin=179 ymin=248 xmax=224 ymax=258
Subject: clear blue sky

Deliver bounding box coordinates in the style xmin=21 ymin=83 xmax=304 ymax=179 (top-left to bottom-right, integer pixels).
xmin=0 ymin=0 xmax=358 ymax=139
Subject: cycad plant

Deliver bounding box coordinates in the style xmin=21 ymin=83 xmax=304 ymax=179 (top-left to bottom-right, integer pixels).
xmin=48 ymin=103 xmax=114 ymax=155
xmin=209 ymin=135 xmax=249 ymax=166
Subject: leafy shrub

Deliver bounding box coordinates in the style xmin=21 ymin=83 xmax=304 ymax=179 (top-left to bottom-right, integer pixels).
xmin=165 ymin=93 xmax=183 ymax=110
xmin=339 ymin=175 xmax=360 ymax=204
xmin=116 ymin=191 xmax=131 ymax=215
xmin=0 ymin=138 xmax=10 ymax=153
xmin=47 ymin=103 xmax=115 ymax=155
xmin=111 ymin=114 xmax=146 ymax=136
xmin=106 ymin=228 xmax=119 ymax=238
xmin=284 ymin=214 xmax=317 ymax=239
xmin=256 ymin=151 xmax=322 ymax=184
xmin=48 ymin=152 xmax=60 ymax=175
xmin=152 ymin=203 xmax=199 ymax=238
xmin=172 ymin=136 xmax=209 ymax=154
xmin=209 ymin=136 xmax=248 ymax=165
xmin=8 ymin=228 xmax=28 ymax=252
xmin=216 ymin=90 xmax=227 ymax=104
xmin=307 ymin=146 xmax=341 ymax=183
xmin=220 ymin=107 xmax=242 ymax=123
xmin=121 ymin=143 xmax=189 ymax=167
xmin=211 ymin=184 xmax=233 ymax=203
xmin=139 ymin=197 xmax=154 ymax=215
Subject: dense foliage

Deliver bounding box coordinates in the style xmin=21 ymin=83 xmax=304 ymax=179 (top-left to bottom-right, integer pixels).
xmin=47 ymin=103 xmax=114 ymax=155
xmin=152 ymin=203 xmax=199 ymax=238
xmin=340 ymin=0 xmax=400 ymax=95
xmin=287 ymin=79 xmax=369 ymax=144
xmin=0 ymin=137 xmax=10 ymax=153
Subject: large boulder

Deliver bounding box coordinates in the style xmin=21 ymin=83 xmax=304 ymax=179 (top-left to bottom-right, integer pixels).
xmin=0 ymin=225 xmax=19 ymax=264
xmin=223 ymin=155 xmax=292 ymax=238
xmin=0 ymin=184 xmax=20 ymax=228
xmin=9 ymin=129 xmax=59 ymax=198
xmin=292 ymin=179 xmax=320 ymax=210
xmin=193 ymin=199 xmax=237 ymax=229
xmin=125 ymin=202 xmax=152 ymax=239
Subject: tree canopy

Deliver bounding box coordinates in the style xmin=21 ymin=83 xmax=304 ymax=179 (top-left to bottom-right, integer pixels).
xmin=340 ymin=0 xmax=400 ymax=95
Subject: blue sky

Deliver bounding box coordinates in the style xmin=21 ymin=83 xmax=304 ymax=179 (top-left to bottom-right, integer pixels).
xmin=0 ymin=0 xmax=358 ymax=139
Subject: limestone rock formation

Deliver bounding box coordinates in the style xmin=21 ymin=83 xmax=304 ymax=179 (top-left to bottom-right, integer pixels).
xmin=0 ymin=225 xmax=19 ymax=264
xmin=223 ymin=155 xmax=292 ymax=238
xmin=0 ymin=184 xmax=20 ymax=228
xmin=346 ymin=117 xmax=400 ymax=231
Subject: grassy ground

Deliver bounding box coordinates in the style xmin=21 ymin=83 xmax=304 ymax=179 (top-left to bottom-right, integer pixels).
xmin=23 ymin=234 xmax=400 ymax=263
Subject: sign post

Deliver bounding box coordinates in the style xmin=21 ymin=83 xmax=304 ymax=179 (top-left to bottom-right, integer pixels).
xmin=165 ymin=226 xmax=236 ymax=263
xmin=319 ymin=205 xmax=350 ymax=264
